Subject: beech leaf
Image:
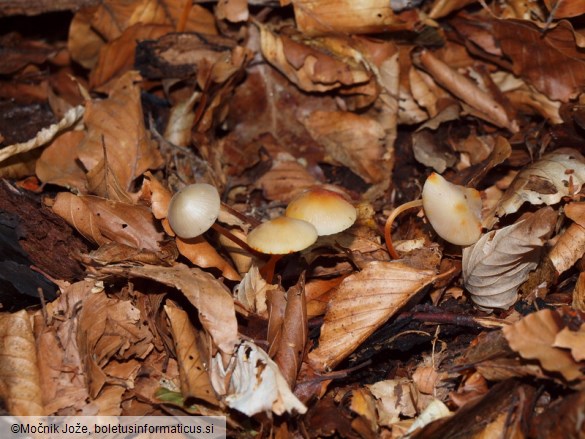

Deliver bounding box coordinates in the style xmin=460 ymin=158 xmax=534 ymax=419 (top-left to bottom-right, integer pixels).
xmin=0 ymin=310 xmax=43 ymax=416
xmin=502 ymin=309 xmax=584 ymax=382
xmin=211 ymin=341 xmax=307 ymax=416
xmin=463 ymin=208 xmax=556 ymax=310
xmin=99 ymin=264 xmax=238 ymax=359
xmin=307 ymin=261 xmax=437 ymax=372
xmin=487 ymin=149 xmax=585 ymax=227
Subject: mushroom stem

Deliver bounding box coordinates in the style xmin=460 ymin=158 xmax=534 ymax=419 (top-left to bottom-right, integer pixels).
xmin=220 ymin=202 xmax=262 ymax=228
xmin=384 ymin=199 xmax=423 ymax=259
xmin=259 ymin=254 xmax=283 ymax=284
xmin=211 ymin=223 xmax=265 ymax=259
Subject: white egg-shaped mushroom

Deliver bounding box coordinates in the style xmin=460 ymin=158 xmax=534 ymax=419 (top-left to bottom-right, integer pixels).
xmin=247 ymin=216 xmax=318 ymax=254
xmin=167 ymin=183 xmax=221 ymax=239
xmin=285 ymin=187 xmax=357 ymax=236
xmin=422 ymin=173 xmax=482 ymax=246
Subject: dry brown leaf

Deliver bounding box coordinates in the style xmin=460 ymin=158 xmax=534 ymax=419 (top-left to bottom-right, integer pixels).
xmin=453 ymin=18 xmax=585 ymax=102
xmin=36 ymin=130 xmax=87 ymax=192
xmin=414 ymin=50 xmax=517 ymax=132
xmin=92 ymin=385 xmax=126 ymax=415
xmin=176 ymin=236 xmax=241 ymax=281
xmin=573 ymin=272 xmax=585 ymax=312
xmin=0 ymin=105 xmax=84 ymax=166
xmin=216 ymin=0 xmax=248 ymax=22
xmin=548 ymin=222 xmax=585 ymax=275
xmin=140 ymin=172 xmax=173 ymax=220
xmin=367 ymin=379 xmax=418 ymax=426
xmin=234 ymin=265 xmax=278 ymax=317
xmin=290 ymin=0 xmax=409 ymax=35
xmin=308 ymin=261 xmax=437 ymax=372
xmin=268 ymin=277 xmax=307 ymax=389
xmin=486 ymin=149 xmax=585 ymax=227
xmin=544 ymin=0 xmax=585 ymax=18
xmin=256 ymin=153 xmax=320 ymax=203
xmin=78 ymin=71 xmax=163 ymax=197
xmin=165 ymin=305 xmax=219 ymax=405
xmin=0 ymin=310 xmax=43 ymax=416
xmin=302 ymin=111 xmax=386 ymax=183
xmin=100 ymin=264 xmax=238 ymax=360
xmin=77 ymin=293 xmax=154 ymax=398
xmin=52 ymin=192 xmax=164 ymax=251
xmin=502 ymin=308 xmax=584 ymax=382
xmin=88 ymin=241 xmax=177 ymax=266
xmin=463 ymin=208 xmax=556 ymax=310
xmin=259 ymin=27 xmax=372 ymax=93
xmin=554 ymin=324 xmax=585 ymax=362
xmin=429 ymin=0 xmax=477 ymax=19
xmin=38 ymin=280 xmax=96 ymax=415
xmin=211 ymin=341 xmax=307 ymax=416
xmin=164 ymin=91 xmax=199 ymax=147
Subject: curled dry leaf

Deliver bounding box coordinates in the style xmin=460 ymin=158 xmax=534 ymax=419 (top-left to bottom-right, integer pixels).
xmin=303 ymin=111 xmax=387 ymax=183
xmin=176 ymin=236 xmax=241 ymax=281
xmin=256 ymin=153 xmax=320 ymax=203
xmin=234 ymin=265 xmax=278 ymax=317
xmin=77 ymin=293 xmax=154 ymax=398
xmin=77 ymin=71 xmax=163 ymax=196
xmin=463 ymin=207 xmax=556 ymax=310
xmin=502 ymin=308 xmax=584 ymax=382
xmin=0 ymin=105 xmax=84 ymax=166
xmin=210 ymin=341 xmax=307 ymax=416
xmin=290 ymin=0 xmax=407 ymax=36
xmin=164 ymin=305 xmax=219 ymax=405
xmin=52 ymin=192 xmax=164 ymax=251
xmin=414 ymin=50 xmax=518 ymax=132
xmin=259 ymin=26 xmax=371 ymax=93
xmin=99 ymin=264 xmax=238 ymax=360
xmin=308 ymin=261 xmax=437 ymax=372
xmin=268 ymin=277 xmax=307 ymax=389
xmin=548 ymin=222 xmax=585 ymax=275
xmin=0 ymin=310 xmax=43 ymax=416
xmin=36 ymin=131 xmax=87 ymax=193
xmin=485 ymin=148 xmax=585 ymax=227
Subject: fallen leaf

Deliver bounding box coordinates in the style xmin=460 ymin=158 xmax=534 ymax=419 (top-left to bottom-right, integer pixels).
xmin=502 ymin=308 xmax=584 ymax=382
xmin=463 ymin=208 xmax=556 ymax=310
xmin=548 ymin=222 xmax=585 ymax=275
xmin=553 ymin=324 xmax=585 ymax=362
xmin=486 ymin=148 xmax=585 ymax=226
xmin=176 ymin=236 xmax=241 ymax=281
xmin=0 ymin=310 xmax=43 ymax=415
xmin=99 ymin=264 xmax=238 ymax=360
xmin=308 ymin=261 xmax=437 ymax=371
xmin=211 ymin=341 xmax=307 ymax=416
xmin=165 ymin=305 xmax=219 ymax=405
xmin=52 ymin=192 xmax=164 ymax=251
xmin=303 ymin=111 xmax=387 ymax=184
xmin=77 ymin=71 xmax=163 ymax=197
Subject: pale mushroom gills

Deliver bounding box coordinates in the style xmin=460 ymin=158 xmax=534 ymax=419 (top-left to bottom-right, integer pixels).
xmin=167 ymin=183 xmax=221 ymax=239
xmin=422 ymin=173 xmax=482 ymax=246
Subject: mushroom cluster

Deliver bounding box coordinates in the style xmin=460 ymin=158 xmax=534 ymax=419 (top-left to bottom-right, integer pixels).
xmin=166 ymin=183 xmax=358 ymax=282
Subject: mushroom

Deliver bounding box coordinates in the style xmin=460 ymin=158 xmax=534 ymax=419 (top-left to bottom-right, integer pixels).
xmin=167 ymin=183 xmax=221 ymax=239
xmin=166 ymin=183 xmax=260 ymax=258
xmin=384 ymin=173 xmax=482 ymax=258
xmin=285 ymin=187 xmax=357 ymax=236
xmin=247 ymin=216 xmax=319 ymax=282
xmin=422 ymin=173 xmax=482 ymax=246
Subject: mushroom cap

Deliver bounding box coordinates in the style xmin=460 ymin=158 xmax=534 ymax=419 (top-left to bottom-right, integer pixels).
xmin=285 ymin=187 xmax=357 ymax=236
xmin=247 ymin=216 xmax=318 ymax=254
xmin=167 ymin=183 xmax=221 ymax=239
xmin=422 ymin=173 xmax=482 ymax=246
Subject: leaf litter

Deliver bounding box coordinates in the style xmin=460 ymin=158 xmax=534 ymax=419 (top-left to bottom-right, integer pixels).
xmin=0 ymin=0 xmax=585 ymax=436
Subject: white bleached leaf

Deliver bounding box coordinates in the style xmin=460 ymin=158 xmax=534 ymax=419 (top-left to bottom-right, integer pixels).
xmin=463 ymin=208 xmax=556 ymax=309
xmin=212 ymin=341 xmax=307 ymax=416
xmin=486 ymin=148 xmax=585 ymax=227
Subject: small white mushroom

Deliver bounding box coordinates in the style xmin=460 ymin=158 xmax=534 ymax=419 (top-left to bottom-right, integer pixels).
xmin=285 ymin=187 xmax=357 ymax=236
xmin=422 ymin=173 xmax=482 ymax=246
xmin=167 ymin=183 xmax=221 ymax=239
